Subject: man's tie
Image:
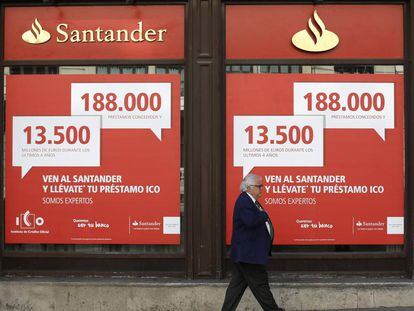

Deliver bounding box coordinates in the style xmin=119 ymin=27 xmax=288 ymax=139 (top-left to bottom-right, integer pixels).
xmin=255 ymin=201 xmax=274 ymax=241
xmin=255 ymin=200 xmax=263 ymax=211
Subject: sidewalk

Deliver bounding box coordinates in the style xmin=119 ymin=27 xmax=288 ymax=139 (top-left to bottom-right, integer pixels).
xmin=325 ymin=309 xmax=414 ymax=311
xmin=1 ymin=276 xmax=414 ymax=310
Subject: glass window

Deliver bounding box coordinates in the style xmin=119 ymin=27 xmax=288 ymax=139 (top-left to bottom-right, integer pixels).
xmin=3 ymin=65 xmax=185 ymax=254
xmin=225 ymin=65 xmax=404 ymax=253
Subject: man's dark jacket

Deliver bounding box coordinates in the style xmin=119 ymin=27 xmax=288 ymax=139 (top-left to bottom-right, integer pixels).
xmin=230 ymin=191 xmax=272 ymax=265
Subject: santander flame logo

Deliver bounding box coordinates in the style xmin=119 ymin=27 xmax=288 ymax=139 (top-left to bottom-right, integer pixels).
xmin=292 ymin=10 xmax=339 ymax=52
xmin=21 ymin=18 xmax=51 ymax=44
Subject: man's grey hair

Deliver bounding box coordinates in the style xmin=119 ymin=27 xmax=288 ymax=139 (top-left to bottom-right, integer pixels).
xmin=240 ymin=174 xmax=261 ymax=192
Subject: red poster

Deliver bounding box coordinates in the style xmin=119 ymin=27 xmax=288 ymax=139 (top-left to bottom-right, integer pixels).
xmin=227 ymin=5 xmax=403 ymax=59
xmin=4 ymin=6 xmax=184 ymax=61
xmin=6 ymin=74 xmax=181 ymax=244
xmin=226 ymin=74 xmax=404 ymax=245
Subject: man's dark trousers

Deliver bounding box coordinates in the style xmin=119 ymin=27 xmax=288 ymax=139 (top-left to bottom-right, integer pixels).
xmin=222 ymin=262 xmax=280 ymax=311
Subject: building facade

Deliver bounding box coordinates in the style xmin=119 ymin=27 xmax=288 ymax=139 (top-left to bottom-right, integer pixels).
xmin=1 ymin=0 xmax=413 ymax=280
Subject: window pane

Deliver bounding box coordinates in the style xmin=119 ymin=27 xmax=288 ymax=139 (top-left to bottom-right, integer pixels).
xmin=4 ymin=65 xmax=185 ymax=254
xmin=225 ymin=65 xmax=403 ymax=253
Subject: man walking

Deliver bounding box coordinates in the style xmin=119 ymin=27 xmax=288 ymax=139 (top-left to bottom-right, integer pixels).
xmin=222 ymin=173 xmax=284 ymax=311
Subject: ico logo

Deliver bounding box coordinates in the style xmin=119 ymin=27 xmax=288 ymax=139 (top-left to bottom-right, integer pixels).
xmin=16 ymin=210 xmax=45 ymax=229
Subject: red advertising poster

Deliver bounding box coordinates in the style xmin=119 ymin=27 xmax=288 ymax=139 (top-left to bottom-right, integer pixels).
xmin=4 ymin=6 xmax=184 ymax=61
xmin=226 ymin=74 xmax=404 ymax=245
xmin=226 ymin=5 xmax=403 ymax=59
xmin=6 ymin=74 xmax=181 ymax=244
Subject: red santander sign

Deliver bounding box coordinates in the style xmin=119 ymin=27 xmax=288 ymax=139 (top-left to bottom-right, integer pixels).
xmin=227 ymin=5 xmax=403 ymax=59
xmin=4 ymin=6 xmax=184 ymax=60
